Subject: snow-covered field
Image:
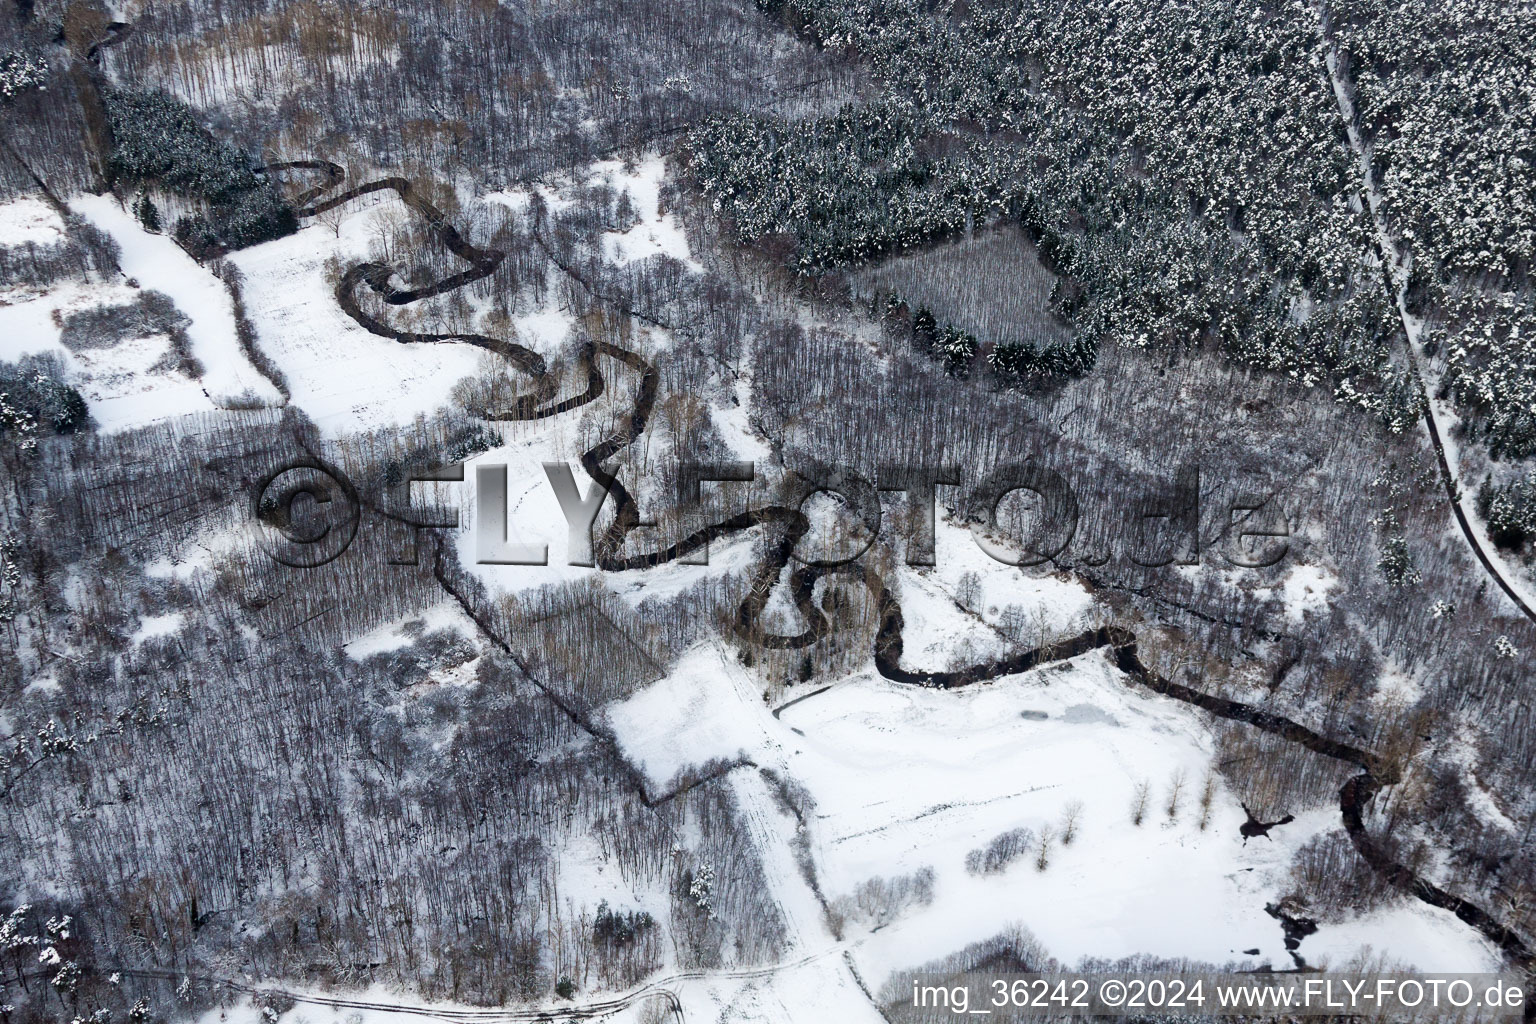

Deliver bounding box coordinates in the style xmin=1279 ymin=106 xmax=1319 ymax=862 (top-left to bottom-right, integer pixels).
xmin=608 ymin=638 xmax=1498 ymax=997
xmin=0 ymin=274 xmax=221 ymax=432
xmin=0 ymin=195 xmax=65 ymax=247
xmin=74 ymin=194 xmax=284 ymax=408
xmin=0 ymin=196 xmax=228 ymax=431
xmin=228 ymin=200 xmax=500 ymax=434
xmin=1 ymin=193 xmax=297 ymax=430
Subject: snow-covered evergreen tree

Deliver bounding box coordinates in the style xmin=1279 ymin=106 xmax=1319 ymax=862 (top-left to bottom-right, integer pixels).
xmin=0 ymin=51 xmax=47 ymax=104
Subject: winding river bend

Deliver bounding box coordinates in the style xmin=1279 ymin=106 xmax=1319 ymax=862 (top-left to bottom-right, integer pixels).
xmin=269 ymin=161 xmax=1535 ymax=999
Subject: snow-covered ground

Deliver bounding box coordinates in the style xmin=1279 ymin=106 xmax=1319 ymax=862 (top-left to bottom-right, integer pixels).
xmin=607 ymin=635 xmax=1499 ymax=1009
xmin=5 ymin=146 xmax=1508 ymax=1023
xmin=1276 ymin=562 xmax=1339 ymax=622
xmin=0 ymin=195 xmax=65 ymax=247
xmin=222 ymin=160 xmax=696 ymax=434
xmin=489 ymin=153 xmax=699 ymax=272
xmin=0 ymin=275 xmax=220 ymax=432
xmin=2 ymin=157 xmax=690 ymax=438
xmin=0 ymin=192 xmax=358 ymax=431
xmin=129 ymin=612 xmax=184 ymax=647
xmin=228 ymin=200 xmax=498 ymax=434
xmin=343 ymin=600 xmax=480 ymax=660
xmin=0 ymin=191 xmax=234 ymax=431
xmin=796 ymin=661 xmax=1493 ymax=979
xmin=184 ymin=948 xmax=885 ymax=1024
xmin=893 ymin=516 xmax=1096 ymax=670
xmin=595 ymin=153 xmax=702 ymax=272
xmin=73 ymin=194 xmax=284 ymax=408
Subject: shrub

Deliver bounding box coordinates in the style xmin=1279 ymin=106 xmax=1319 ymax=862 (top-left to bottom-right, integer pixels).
xmin=174 ymin=189 xmax=297 ymax=260
xmin=1377 ymin=535 xmax=1421 ymax=588
xmin=133 ymin=193 xmax=161 ymax=233
xmin=1478 ymin=475 xmax=1536 ymax=549
xmin=965 ymin=827 xmax=1034 ymax=876
xmin=1130 ymin=780 xmax=1151 ymax=826
xmin=836 ymin=868 xmax=935 ymax=929
xmin=1288 ymin=828 xmax=1395 ymax=922
xmin=592 ymin=900 xmax=655 ymax=951
xmin=443 ymin=424 xmax=499 ymax=464
xmin=988 ymin=337 xmax=1096 ymax=388
xmin=0 ymin=354 xmax=89 ymax=441
xmin=60 ymin=291 xmax=188 ymax=351
xmin=931 ymin=325 xmax=978 ymax=376
xmin=0 ymin=50 xmax=48 ymax=104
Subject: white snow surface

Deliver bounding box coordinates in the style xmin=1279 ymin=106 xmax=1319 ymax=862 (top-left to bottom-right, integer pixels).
xmin=72 ymin=194 xmax=283 ymax=408
xmin=795 ymin=656 xmax=1297 ymax=977
xmin=1278 ymin=562 xmax=1339 ymax=623
xmin=130 ymin=612 xmax=184 ymax=646
xmin=595 ymin=154 xmax=702 ymax=272
xmin=4 ymin=154 xmax=686 ymax=437
xmin=607 ymin=644 xmax=775 ymax=789
xmin=607 ymin=641 xmax=1500 ymax=993
xmin=1301 ymin=903 xmax=1500 ymax=973
xmin=228 ymin=206 xmax=493 ymax=435
xmin=187 ymin=952 xmax=884 ymax=1024
xmin=344 ymin=600 xmax=479 ymax=660
xmin=0 ymin=279 xmax=220 ymax=432
xmin=893 ymin=516 xmax=1095 ymax=671
xmin=0 ymin=196 xmax=65 ymax=247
